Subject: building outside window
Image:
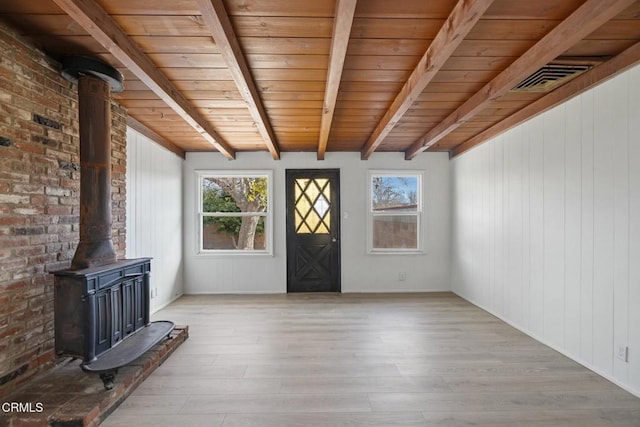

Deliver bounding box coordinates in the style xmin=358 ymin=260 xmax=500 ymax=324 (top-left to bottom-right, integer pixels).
xmin=368 ymin=171 xmax=423 ymax=253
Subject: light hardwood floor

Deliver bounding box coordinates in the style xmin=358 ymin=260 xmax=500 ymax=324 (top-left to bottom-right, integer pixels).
xmin=103 ymin=293 xmax=640 ymax=426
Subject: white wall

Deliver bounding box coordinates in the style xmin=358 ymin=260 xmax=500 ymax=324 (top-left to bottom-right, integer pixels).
xmin=126 ymin=128 xmax=184 ymax=312
xmin=183 ymin=151 xmax=450 ymax=293
xmin=451 ymin=64 xmax=640 ymax=395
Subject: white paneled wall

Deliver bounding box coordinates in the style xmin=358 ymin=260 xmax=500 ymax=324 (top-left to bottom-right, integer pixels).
xmin=126 ymin=128 xmax=184 ymax=312
xmin=183 ymin=151 xmax=451 ymax=294
xmin=451 ymin=64 xmax=640 ymax=395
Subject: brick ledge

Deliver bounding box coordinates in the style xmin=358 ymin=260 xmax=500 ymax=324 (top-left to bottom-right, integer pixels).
xmin=0 ymin=325 xmax=188 ymax=427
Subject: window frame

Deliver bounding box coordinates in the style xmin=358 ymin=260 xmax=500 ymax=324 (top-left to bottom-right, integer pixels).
xmin=367 ymin=170 xmax=424 ymax=254
xmin=196 ymin=170 xmax=273 ymax=256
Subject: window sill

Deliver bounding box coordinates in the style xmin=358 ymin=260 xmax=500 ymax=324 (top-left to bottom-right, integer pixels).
xmin=197 ymin=250 xmax=273 ymax=257
xmin=368 ymin=249 xmax=425 ymax=255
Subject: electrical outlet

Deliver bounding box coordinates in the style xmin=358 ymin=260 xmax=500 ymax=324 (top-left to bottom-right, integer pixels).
xmin=399 ymin=272 xmax=407 ymax=281
xmin=617 ymin=345 xmax=629 ymax=363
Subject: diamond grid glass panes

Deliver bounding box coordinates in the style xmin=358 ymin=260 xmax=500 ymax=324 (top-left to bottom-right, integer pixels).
xmin=315 ymin=194 xmax=329 ymax=217
xmin=295 ymin=178 xmax=331 ymax=234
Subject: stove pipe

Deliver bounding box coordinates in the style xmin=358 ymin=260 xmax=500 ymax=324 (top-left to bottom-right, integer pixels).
xmin=61 ymin=57 xmax=124 ymax=270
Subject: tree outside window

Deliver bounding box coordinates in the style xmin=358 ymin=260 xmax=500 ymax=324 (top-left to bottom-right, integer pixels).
xmin=198 ymin=171 xmax=272 ymax=253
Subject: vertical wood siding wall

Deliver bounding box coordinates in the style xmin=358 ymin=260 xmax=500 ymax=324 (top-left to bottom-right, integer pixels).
xmin=126 ymin=128 xmax=184 ymax=312
xmin=451 ymin=64 xmax=640 ymax=395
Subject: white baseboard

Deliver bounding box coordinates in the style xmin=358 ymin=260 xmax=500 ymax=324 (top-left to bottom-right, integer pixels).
xmin=151 ymin=293 xmax=183 ymax=314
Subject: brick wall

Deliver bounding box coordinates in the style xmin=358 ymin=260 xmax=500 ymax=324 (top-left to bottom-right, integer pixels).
xmin=0 ymin=23 xmax=127 ymax=397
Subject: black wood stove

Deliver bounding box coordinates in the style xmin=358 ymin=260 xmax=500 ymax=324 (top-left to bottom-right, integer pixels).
xmin=52 ymin=57 xmax=173 ymax=389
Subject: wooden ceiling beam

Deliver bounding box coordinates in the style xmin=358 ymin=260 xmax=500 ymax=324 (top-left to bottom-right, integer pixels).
xmin=360 ymin=0 xmax=495 ymax=160
xmin=451 ymin=40 xmax=640 ymax=158
xmin=405 ymin=0 xmax=637 ymax=160
xmin=52 ymin=0 xmax=236 ymax=159
xmin=317 ymin=0 xmax=357 ymax=160
xmin=197 ymin=0 xmax=280 ymax=160
xmin=126 ymin=116 xmax=186 ymax=159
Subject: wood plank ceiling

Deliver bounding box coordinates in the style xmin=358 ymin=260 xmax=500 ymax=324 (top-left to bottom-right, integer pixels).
xmin=1 ymin=0 xmax=639 ymax=160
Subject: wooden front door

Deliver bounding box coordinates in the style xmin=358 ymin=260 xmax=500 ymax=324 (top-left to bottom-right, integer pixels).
xmin=286 ymin=169 xmax=341 ymax=293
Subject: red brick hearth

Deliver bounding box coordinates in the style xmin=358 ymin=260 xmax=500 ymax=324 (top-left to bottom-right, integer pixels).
xmin=0 ymin=326 xmax=187 ymax=427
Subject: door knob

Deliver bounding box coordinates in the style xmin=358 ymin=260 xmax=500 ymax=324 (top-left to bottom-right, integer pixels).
xmin=331 ymin=238 xmax=337 ymax=242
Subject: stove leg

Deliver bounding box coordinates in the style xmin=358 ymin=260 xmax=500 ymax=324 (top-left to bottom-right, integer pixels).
xmin=99 ymin=370 xmax=118 ymax=390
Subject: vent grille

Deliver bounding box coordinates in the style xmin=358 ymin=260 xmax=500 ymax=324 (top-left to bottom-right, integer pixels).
xmin=512 ymin=63 xmax=593 ymax=92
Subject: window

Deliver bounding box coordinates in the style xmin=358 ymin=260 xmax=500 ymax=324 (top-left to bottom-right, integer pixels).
xmin=197 ymin=170 xmax=272 ymax=254
xmin=368 ymin=171 xmax=423 ymax=253
xmin=293 ymin=177 xmax=332 ymax=234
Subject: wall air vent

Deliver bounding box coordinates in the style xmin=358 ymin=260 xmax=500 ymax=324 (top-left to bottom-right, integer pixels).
xmin=512 ymin=61 xmax=595 ymax=92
